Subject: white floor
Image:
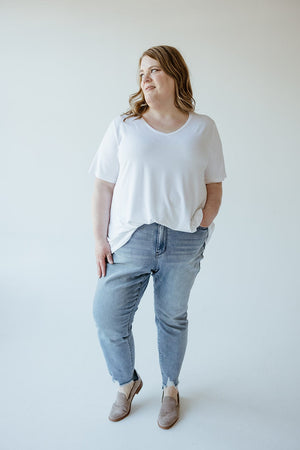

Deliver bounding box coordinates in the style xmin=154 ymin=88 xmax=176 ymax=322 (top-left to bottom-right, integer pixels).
xmin=1 ymin=233 xmax=299 ymax=450
xmin=1 ymin=310 xmax=299 ymax=450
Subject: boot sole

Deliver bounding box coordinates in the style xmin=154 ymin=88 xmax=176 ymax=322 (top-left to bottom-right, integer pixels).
xmin=157 ymin=415 xmax=179 ymax=429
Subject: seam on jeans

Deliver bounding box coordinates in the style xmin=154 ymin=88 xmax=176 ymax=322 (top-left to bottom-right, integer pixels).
xmin=196 ymin=235 xmax=207 ymax=272
xmin=154 ymin=269 xmax=189 ymax=388
xmin=154 ymin=270 xmax=167 ymax=386
xmin=202 ymin=231 xmax=208 ymax=252
xmin=126 ymin=278 xmax=145 ymax=371
xmin=155 ymin=271 xmax=181 ymax=388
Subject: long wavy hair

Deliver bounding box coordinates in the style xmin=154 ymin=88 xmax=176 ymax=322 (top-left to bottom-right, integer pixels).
xmin=121 ymin=45 xmax=196 ymax=122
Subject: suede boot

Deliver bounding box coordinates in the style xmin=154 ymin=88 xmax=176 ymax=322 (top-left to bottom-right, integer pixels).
xmin=157 ymin=390 xmax=180 ymax=429
xmin=108 ymin=374 xmax=143 ymax=422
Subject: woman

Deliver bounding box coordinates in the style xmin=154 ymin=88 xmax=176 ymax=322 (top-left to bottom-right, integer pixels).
xmin=88 ymin=45 xmax=227 ymax=429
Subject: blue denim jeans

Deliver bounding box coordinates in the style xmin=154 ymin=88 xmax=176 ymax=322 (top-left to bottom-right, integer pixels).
xmin=92 ymin=222 xmax=209 ymax=390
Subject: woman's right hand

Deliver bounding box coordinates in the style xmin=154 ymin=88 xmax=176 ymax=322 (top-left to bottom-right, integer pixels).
xmin=95 ymin=239 xmax=114 ymax=278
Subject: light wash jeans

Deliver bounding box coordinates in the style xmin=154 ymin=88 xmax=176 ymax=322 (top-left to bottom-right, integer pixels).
xmin=92 ymin=222 xmax=209 ymax=390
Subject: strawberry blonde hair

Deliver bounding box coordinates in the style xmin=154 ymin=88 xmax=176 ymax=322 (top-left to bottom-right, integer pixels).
xmin=122 ymin=45 xmax=196 ymax=122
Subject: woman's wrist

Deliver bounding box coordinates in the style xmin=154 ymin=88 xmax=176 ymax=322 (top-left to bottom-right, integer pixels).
xmin=95 ymin=236 xmax=108 ymax=245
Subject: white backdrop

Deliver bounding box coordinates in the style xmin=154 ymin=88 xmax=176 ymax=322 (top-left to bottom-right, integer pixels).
xmin=1 ymin=1 xmax=299 ymax=449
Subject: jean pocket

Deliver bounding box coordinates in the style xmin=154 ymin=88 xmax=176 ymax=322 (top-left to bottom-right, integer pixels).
xmin=197 ymin=225 xmax=208 ymax=230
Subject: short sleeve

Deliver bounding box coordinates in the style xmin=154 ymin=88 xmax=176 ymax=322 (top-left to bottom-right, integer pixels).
xmin=88 ymin=118 xmax=120 ymax=183
xmin=204 ymin=121 xmax=227 ymax=184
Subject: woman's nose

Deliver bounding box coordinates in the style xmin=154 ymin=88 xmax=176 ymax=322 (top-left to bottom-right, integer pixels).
xmin=143 ymin=72 xmax=152 ymax=83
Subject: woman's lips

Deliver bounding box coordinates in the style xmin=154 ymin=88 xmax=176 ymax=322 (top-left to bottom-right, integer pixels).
xmin=145 ymin=86 xmax=155 ymax=91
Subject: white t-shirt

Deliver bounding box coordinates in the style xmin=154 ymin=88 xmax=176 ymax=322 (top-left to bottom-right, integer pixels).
xmin=88 ymin=111 xmax=227 ymax=254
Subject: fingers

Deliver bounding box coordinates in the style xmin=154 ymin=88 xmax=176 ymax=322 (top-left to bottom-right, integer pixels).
xmin=97 ymin=260 xmax=104 ymax=278
xmin=106 ymin=252 xmax=114 ymax=265
xmin=99 ymin=259 xmax=106 ymax=278
xmin=97 ymin=252 xmax=114 ymax=278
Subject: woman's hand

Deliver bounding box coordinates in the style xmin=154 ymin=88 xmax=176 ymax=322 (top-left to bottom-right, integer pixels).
xmin=199 ymin=209 xmax=212 ymax=227
xmin=95 ymin=239 xmax=114 ymax=278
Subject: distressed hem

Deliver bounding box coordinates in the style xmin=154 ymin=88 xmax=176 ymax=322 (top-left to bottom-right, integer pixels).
xmin=162 ymin=377 xmax=179 ymax=389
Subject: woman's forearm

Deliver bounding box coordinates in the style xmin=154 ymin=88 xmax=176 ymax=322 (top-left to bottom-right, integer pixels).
xmin=200 ymin=182 xmax=223 ymax=227
xmin=91 ymin=184 xmax=114 ymax=243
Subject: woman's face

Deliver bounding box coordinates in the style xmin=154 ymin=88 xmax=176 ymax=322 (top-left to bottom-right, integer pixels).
xmin=139 ymin=55 xmax=175 ymax=104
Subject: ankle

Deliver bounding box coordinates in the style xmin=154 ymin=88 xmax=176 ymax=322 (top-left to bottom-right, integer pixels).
xmin=164 ymin=385 xmax=178 ymax=399
xmin=118 ymin=380 xmax=134 ymax=399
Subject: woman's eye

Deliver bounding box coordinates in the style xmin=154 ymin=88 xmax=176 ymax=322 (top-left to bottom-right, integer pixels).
xmin=140 ymin=69 xmax=159 ymax=77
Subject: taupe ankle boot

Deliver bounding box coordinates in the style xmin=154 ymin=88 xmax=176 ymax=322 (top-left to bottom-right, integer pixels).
xmin=108 ymin=375 xmax=143 ymax=422
xmin=157 ymin=390 xmax=180 ymax=429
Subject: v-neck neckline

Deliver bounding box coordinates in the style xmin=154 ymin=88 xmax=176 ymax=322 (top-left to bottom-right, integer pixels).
xmin=141 ymin=112 xmax=192 ymax=135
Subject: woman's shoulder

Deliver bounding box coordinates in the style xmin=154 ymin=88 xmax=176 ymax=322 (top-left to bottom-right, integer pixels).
xmin=111 ymin=112 xmax=141 ymax=129
xmin=192 ymin=111 xmax=216 ymax=127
